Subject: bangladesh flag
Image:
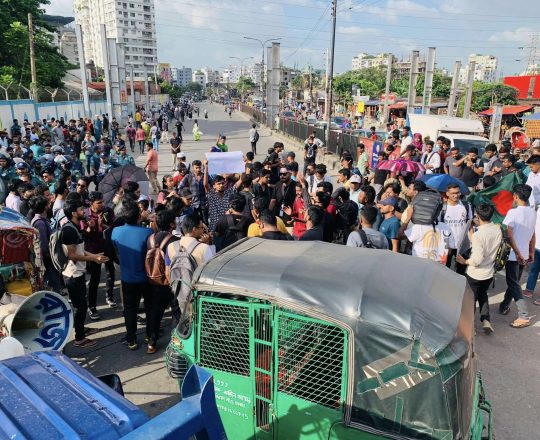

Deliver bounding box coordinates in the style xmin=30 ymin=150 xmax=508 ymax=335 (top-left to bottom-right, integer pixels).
xmin=468 ymin=172 xmax=523 ymax=224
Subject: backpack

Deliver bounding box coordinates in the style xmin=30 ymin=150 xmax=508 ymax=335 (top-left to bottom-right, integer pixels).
xmin=411 ymin=189 xmax=443 ymax=226
xmin=333 ymin=200 xmax=359 ymax=244
xmin=49 ymin=222 xmax=79 ymax=273
xmin=168 ymin=239 xmax=201 ymax=338
xmin=494 ymin=227 xmax=511 ymax=273
xmin=145 ymin=232 xmax=175 ymax=286
xmin=253 ymin=130 xmax=260 ymax=143
xmin=358 ymin=228 xmax=376 ymax=249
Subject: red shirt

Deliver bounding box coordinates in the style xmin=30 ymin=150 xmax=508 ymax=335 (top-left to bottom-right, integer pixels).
xmin=145 ymin=149 xmax=158 ymax=172
xmin=291 ymin=197 xmax=307 ymax=239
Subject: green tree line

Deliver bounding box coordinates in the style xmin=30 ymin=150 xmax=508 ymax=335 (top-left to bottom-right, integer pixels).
xmin=0 ymin=0 xmax=74 ymax=88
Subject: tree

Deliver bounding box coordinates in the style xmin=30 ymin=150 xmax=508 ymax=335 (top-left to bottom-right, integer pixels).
xmin=414 ymin=73 xmax=452 ymax=98
xmin=160 ymin=81 xmax=183 ymax=100
xmin=457 ymin=82 xmax=518 ymax=115
xmin=0 ymin=2 xmax=74 ymax=88
xmin=235 ymin=76 xmax=255 ymax=97
xmin=186 ymin=82 xmax=203 ymax=93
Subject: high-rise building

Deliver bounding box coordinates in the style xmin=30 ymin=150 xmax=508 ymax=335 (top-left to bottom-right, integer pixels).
xmin=192 ymin=71 xmax=205 ymax=88
xmin=459 ymin=54 xmax=498 ymax=83
xmin=171 ymin=66 xmax=192 ymax=87
xmin=59 ymin=29 xmax=79 ymax=65
xmin=201 ymin=67 xmax=220 ymax=86
xmin=74 ymin=0 xmax=158 ymax=80
xmin=221 ymin=66 xmax=241 ymax=84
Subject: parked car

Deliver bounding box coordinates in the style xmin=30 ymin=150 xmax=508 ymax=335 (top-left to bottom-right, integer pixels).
xmin=281 ymin=111 xmax=295 ymax=118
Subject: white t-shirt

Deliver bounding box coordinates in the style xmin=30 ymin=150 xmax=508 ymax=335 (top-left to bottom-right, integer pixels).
xmin=421 ymin=151 xmax=441 ymax=174
xmin=405 ymin=223 xmax=454 ymax=264
xmin=5 ymin=193 xmax=21 ymax=212
xmin=401 ymin=135 xmax=412 ymax=149
xmin=503 ymin=206 xmax=536 ymax=261
xmin=526 ymin=171 xmax=540 ymax=208
xmin=442 ymin=202 xmax=472 ymax=250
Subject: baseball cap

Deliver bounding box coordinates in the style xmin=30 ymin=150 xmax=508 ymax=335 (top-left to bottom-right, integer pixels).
xmin=349 ymin=174 xmax=362 ymax=184
xmin=378 ymin=196 xmax=398 ymax=207
xmin=177 ymin=152 xmax=186 ymax=159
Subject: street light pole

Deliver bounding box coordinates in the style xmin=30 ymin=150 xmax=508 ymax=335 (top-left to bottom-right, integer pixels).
xmin=325 ymin=0 xmax=337 ymax=150
xmin=244 ymin=37 xmax=282 ymax=100
xmin=229 ymin=56 xmax=254 ymax=100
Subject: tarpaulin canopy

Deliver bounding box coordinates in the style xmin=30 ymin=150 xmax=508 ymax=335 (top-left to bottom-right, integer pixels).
xmin=479 ymin=105 xmax=533 ymax=115
xmin=389 ymin=102 xmax=407 ymax=109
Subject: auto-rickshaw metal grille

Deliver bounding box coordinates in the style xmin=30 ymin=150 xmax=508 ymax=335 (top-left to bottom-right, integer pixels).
xmin=277 ymin=313 xmax=345 ymax=409
xmin=198 ymin=301 xmax=250 ymax=376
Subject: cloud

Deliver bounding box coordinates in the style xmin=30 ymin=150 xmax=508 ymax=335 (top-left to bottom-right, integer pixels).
xmin=44 ymin=0 xmax=74 ymax=15
xmin=488 ymin=27 xmax=535 ymax=43
xmin=337 ymin=26 xmax=380 ymax=36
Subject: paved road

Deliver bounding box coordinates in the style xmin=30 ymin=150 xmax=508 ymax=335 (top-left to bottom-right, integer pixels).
xmin=65 ymin=103 xmax=537 ymax=438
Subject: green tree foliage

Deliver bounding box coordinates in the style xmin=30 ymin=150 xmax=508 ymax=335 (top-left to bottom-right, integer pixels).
xmin=332 ymin=68 xmax=452 ymax=102
xmin=0 ymin=1 xmax=74 ymax=88
xmin=457 ymin=82 xmax=518 ymax=114
xmin=235 ymin=76 xmax=255 ymax=97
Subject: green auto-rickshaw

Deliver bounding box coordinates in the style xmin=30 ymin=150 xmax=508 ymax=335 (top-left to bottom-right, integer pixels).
xmin=166 ymin=238 xmax=493 ymax=440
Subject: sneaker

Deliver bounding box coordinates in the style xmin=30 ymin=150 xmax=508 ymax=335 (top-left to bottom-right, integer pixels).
xmin=60 ymin=288 xmax=69 ymax=297
xmin=127 ymin=341 xmax=139 ymax=350
xmin=523 ymin=290 xmax=534 ymax=299
xmin=137 ymin=315 xmax=146 ymax=324
xmin=482 ymin=320 xmax=494 ymax=334
xmin=88 ymin=307 xmax=101 ymax=321
xmin=74 ymin=338 xmax=97 ymax=348
xmin=106 ymin=297 xmax=117 ymax=308
xmin=88 ymin=308 xmax=101 ymax=320
xmin=84 ymin=327 xmax=99 ymax=336
xmin=499 ymin=306 xmax=510 ymax=315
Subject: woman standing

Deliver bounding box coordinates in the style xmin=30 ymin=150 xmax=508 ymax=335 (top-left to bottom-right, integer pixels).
xmin=192 ymin=119 xmax=201 ymax=141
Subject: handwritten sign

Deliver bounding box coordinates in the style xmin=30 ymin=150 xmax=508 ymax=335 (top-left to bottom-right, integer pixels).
xmin=205 ymin=151 xmax=245 ymax=175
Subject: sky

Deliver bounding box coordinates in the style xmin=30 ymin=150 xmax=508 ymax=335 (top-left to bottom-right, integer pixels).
xmin=45 ymin=0 xmax=540 ymax=77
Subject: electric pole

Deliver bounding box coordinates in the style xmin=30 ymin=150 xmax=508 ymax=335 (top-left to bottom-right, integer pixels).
xmin=28 ymin=13 xmax=38 ymax=102
xmin=325 ymin=0 xmax=337 ymax=150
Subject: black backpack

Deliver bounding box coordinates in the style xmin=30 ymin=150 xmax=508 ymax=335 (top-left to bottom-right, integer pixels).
xmin=411 ymin=189 xmax=443 ymax=226
xmin=253 ymin=130 xmax=259 ymax=143
xmin=334 ymin=200 xmax=359 ymax=244
xmin=358 ymin=228 xmax=376 ymax=249
xmin=219 ymin=215 xmax=247 ymax=251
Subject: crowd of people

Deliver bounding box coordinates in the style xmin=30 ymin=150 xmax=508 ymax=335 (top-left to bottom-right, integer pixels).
xmin=2 ymin=104 xmax=540 ymax=356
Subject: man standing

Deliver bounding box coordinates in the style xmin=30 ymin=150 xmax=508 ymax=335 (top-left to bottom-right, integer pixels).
xmin=249 ymin=123 xmax=259 ymax=155
xmin=443 ymin=146 xmax=464 ymax=179
xmin=441 ymin=184 xmax=472 ymax=275
xmin=203 ymin=170 xmax=238 ymax=232
xmin=169 ymin=131 xmax=181 ymax=170
xmin=269 ymin=167 xmax=296 ymax=222
xmin=526 ymin=155 xmax=540 ymax=209
xmin=299 ymin=206 xmax=325 ymax=241
xmin=420 ymin=140 xmax=441 ymax=174
xmin=144 ymin=141 xmax=160 ymax=194
xmin=175 ymin=118 xmax=184 ymax=143
xmin=112 ymin=202 xmax=153 ymax=350
xmin=456 ymin=203 xmax=501 ymax=334
xmin=356 ymin=143 xmax=369 ymax=176
xmin=179 ymin=160 xmax=207 ymax=221
xmin=500 ymin=184 xmax=535 ymax=328
xmin=61 ymin=198 xmax=109 ymax=348
xmin=377 ymin=197 xmax=401 ymax=253
xmin=303 ymin=135 xmax=318 ymax=174
xmin=483 ymin=144 xmax=503 ymax=181
xmin=347 ymin=206 xmax=389 ymax=249
xmin=453 ymin=147 xmax=484 ymax=191
xmin=126 ymin=123 xmax=136 ymax=153
xmin=401 ymin=126 xmax=413 ymax=149
xmin=82 ymin=191 xmax=116 ymax=320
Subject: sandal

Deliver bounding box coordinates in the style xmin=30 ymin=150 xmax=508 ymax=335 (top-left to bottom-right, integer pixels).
xmin=74 ymin=338 xmax=98 ymax=348
xmin=523 ymin=290 xmax=534 ymax=299
xmin=147 ymin=344 xmax=157 ymax=354
xmin=533 ymin=300 xmax=540 ymax=306
xmin=510 ymin=318 xmax=531 ymax=328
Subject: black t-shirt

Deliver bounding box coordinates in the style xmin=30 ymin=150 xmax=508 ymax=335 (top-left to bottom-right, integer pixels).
xmin=253 ymin=183 xmax=272 ymax=201
xmin=300 ymin=225 xmax=324 ymax=241
xmin=262 ymin=231 xmax=294 ymax=240
xmin=462 ymin=159 xmax=482 ymax=187
xmin=61 ymin=221 xmax=82 ymax=246
xmin=272 ymin=181 xmax=296 ymax=216
xmin=170 ymin=138 xmax=181 ymax=153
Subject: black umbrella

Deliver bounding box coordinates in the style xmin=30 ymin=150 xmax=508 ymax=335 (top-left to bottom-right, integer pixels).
xmin=99 ymin=165 xmax=149 ymax=206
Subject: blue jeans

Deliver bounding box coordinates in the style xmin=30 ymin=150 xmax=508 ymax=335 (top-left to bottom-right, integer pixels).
xmin=526 ymin=249 xmax=540 ymax=291
xmin=152 ymin=137 xmax=159 ymax=151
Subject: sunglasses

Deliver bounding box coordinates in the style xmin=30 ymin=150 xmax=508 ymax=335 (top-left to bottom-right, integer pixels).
xmin=279 ymin=173 xmax=289 ymax=176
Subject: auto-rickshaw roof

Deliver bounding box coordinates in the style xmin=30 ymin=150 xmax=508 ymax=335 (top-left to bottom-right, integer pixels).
xmin=195 ymin=237 xmax=470 ymax=355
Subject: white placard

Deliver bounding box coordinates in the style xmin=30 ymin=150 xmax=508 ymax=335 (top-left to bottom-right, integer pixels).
xmin=205 ymin=151 xmax=245 ymax=175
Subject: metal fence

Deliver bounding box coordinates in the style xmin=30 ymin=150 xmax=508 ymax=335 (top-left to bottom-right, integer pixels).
xmin=240 ymin=106 xmax=365 ymax=161
xmin=278 ymin=117 xmax=362 ymax=161
xmin=0 ymin=84 xmax=104 ymax=103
